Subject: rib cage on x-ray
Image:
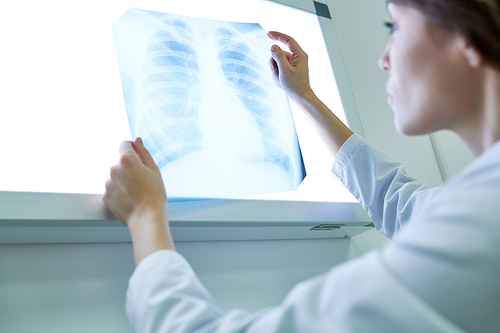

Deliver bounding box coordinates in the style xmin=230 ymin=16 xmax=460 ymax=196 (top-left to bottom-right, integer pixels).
xmin=139 ymin=17 xmax=203 ymax=168
xmin=215 ymin=25 xmax=294 ymax=179
xmin=112 ymin=8 xmax=305 ymax=197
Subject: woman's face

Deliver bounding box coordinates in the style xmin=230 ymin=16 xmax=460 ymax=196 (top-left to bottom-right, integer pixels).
xmin=379 ymin=3 xmax=479 ymax=136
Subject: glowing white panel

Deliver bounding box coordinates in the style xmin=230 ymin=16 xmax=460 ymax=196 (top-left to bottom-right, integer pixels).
xmin=0 ymin=0 xmax=356 ymax=202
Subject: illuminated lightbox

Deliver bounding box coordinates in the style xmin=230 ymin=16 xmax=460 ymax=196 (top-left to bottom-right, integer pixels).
xmin=0 ymin=0 xmax=357 ymax=202
xmin=112 ymin=9 xmax=305 ymax=198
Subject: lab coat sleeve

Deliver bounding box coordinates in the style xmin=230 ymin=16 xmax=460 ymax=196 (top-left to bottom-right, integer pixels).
xmin=331 ymin=133 xmax=438 ymax=238
xmin=126 ymin=248 xmax=469 ymax=333
xmin=126 ymin=250 xmax=266 ymax=332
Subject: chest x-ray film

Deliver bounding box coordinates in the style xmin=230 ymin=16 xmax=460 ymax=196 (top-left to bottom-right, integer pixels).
xmin=112 ymin=9 xmax=305 ymax=198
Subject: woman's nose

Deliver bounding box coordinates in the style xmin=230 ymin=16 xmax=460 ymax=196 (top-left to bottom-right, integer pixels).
xmin=378 ymin=44 xmax=390 ymax=71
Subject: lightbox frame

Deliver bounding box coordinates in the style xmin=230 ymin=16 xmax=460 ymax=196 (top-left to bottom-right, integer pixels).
xmin=0 ymin=0 xmax=371 ymax=244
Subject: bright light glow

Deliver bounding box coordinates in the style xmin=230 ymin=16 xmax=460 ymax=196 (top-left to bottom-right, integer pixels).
xmin=0 ymin=0 xmax=357 ymax=202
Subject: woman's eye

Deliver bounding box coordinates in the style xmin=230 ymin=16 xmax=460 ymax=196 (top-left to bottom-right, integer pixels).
xmin=384 ymin=21 xmax=398 ymax=35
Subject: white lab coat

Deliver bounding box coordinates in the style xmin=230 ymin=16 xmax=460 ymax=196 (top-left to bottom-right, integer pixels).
xmin=126 ymin=134 xmax=500 ymax=332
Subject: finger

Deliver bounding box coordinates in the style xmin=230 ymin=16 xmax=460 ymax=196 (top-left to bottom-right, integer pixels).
xmin=133 ymin=137 xmax=159 ymax=170
xmin=283 ymin=50 xmax=294 ymax=64
xmin=270 ymin=44 xmax=289 ymax=72
xmin=119 ymin=141 xmax=135 ymax=157
xmin=118 ymin=140 xmax=142 ymax=170
xmin=104 ymin=178 xmax=113 ymax=192
xmin=267 ymin=31 xmax=305 ymax=54
xmin=103 ymin=179 xmax=114 ymax=208
xmin=109 ymin=165 xmax=118 ymax=179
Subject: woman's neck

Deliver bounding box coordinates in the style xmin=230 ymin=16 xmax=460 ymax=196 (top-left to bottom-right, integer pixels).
xmin=454 ymin=66 xmax=500 ymax=157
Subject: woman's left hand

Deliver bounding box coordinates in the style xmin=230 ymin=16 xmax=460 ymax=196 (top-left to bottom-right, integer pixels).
xmin=103 ymin=137 xmax=167 ymax=227
xmin=104 ymin=137 xmax=174 ymax=265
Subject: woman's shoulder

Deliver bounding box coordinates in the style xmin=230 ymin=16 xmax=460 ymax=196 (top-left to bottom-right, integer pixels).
xmin=445 ymin=140 xmax=500 ymax=193
xmin=419 ymin=142 xmax=500 ymax=232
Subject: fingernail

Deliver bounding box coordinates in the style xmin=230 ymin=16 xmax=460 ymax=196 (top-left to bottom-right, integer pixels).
xmin=137 ymin=137 xmax=143 ymax=145
xmin=271 ymin=45 xmax=280 ymax=52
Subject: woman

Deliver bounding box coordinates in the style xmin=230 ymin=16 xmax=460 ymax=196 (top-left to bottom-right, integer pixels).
xmin=103 ymin=0 xmax=500 ymax=331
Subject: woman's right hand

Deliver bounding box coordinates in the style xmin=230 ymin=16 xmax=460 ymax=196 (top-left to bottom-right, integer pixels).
xmin=268 ymin=31 xmax=314 ymax=103
xmin=269 ymin=32 xmax=353 ymax=156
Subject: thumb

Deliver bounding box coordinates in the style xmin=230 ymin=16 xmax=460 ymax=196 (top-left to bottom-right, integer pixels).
xmin=270 ymin=44 xmax=289 ymax=72
xmin=133 ymin=137 xmax=158 ymax=170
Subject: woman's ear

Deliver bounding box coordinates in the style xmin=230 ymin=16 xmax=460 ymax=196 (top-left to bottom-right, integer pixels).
xmin=464 ymin=45 xmax=483 ymax=68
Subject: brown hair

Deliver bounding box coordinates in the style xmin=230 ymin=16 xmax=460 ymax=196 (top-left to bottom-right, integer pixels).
xmin=387 ymin=0 xmax=500 ymax=69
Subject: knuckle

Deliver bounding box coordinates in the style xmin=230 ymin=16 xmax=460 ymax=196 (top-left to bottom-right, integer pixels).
xmin=120 ymin=153 xmax=134 ymax=166
xmin=109 ymin=166 xmax=118 ymax=177
xmin=105 ymin=178 xmax=112 ymax=190
xmin=103 ymin=190 xmax=111 ymax=205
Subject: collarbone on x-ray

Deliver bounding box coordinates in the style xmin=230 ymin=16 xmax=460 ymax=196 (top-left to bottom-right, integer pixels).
xmin=113 ymin=8 xmax=305 ymax=198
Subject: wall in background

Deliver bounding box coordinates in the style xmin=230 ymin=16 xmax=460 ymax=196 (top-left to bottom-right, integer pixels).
xmin=0 ymin=232 xmax=387 ymax=333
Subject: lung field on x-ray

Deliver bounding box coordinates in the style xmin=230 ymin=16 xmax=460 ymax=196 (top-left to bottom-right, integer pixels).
xmin=215 ymin=25 xmax=295 ymax=182
xmin=112 ymin=8 xmax=305 ymax=198
xmin=140 ymin=19 xmax=203 ymax=169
